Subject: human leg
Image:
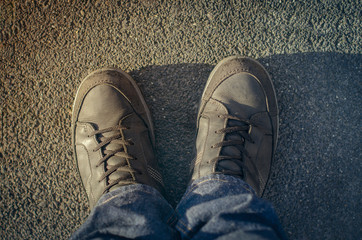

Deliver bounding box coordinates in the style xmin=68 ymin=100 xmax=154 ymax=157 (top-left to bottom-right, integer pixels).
xmin=176 ymin=56 xmax=286 ymax=239
xmin=70 ymin=184 xmax=177 ymax=240
xmin=70 ymin=69 xmax=177 ymax=239
xmin=175 ymin=175 xmax=285 ymax=240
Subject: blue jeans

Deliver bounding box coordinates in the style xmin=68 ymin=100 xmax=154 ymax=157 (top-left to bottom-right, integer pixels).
xmin=70 ymin=174 xmax=286 ymax=240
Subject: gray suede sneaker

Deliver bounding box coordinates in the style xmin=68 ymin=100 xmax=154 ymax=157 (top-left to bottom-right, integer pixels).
xmin=72 ymin=68 xmax=165 ymax=209
xmin=190 ymin=56 xmax=279 ymax=197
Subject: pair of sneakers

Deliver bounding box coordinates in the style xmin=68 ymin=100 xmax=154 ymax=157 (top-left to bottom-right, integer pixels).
xmin=72 ymin=56 xmax=279 ymax=209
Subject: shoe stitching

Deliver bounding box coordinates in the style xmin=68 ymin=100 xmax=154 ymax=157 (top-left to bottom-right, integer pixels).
xmin=147 ymin=166 xmax=164 ymax=185
xmin=204 ymin=68 xmax=248 ymax=101
xmin=194 ymin=152 xmax=203 ymax=167
xmin=221 ymin=67 xmax=249 ymax=82
xmin=76 ymin=123 xmax=104 ymax=205
xmin=76 ymin=143 xmax=95 ymax=203
xmin=74 ymin=78 xmax=132 ymax=118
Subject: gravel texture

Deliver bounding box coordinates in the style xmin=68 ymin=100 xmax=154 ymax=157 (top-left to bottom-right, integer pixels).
xmin=0 ymin=0 xmax=361 ymax=239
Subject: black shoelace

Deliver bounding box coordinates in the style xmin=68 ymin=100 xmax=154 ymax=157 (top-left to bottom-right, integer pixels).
xmin=210 ymin=114 xmax=254 ymax=177
xmin=89 ymin=125 xmax=137 ymax=193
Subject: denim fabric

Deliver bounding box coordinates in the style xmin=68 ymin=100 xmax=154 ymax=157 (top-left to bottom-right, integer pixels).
xmin=70 ymin=184 xmax=178 ymax=240
xmin=175 ymin=175 xmax=286 ymax=240
xmin=70 ymin=175 xmax=286 ymax=240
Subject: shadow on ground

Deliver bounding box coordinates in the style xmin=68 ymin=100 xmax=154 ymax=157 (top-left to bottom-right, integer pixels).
xmin=129 ymin=52 xmax=361 ymax=239
xmin=1 ymin=52 xmax=360 ymax=239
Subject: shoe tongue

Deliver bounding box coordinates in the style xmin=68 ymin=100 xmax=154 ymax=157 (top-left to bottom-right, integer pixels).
xmin=102 ymin=129 xmax=133 ymax=189
xmin=217 ymin=160 xmax=242 ymax=172
xmin=217 ymin=119 xmax=246 ymax=174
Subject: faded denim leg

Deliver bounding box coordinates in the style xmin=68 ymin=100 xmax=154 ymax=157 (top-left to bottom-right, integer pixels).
xmin=175 ymin=174 xmax=287 ymax=240
xmin=70 ymin=184 xmax=178 ymax=240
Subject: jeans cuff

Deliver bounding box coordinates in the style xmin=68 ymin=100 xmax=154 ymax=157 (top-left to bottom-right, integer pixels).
xmin=187 ymin=174 xmax=256 ymax=196
xmin=96 ymin=183 xmax=164 ymax=207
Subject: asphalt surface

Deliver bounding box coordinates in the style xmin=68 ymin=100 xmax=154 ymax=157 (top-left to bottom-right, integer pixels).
xmin=0 ymin=0 xmax=361 ymax=239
